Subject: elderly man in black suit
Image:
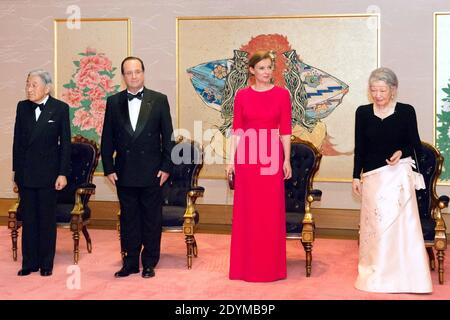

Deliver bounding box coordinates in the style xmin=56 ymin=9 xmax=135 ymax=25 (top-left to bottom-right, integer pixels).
xmin=101 ymin=56 xmax=174 ymax=278
xmin=13 ymin=69 xmax=71 ymax=277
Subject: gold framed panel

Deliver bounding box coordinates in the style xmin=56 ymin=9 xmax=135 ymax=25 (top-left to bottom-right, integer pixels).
xmin=54 ymin=18 xmax=131 ymax=174
xmin=434 ymin=12 xmax=450 ymax=184
xmin=176 ymin=14 xmax=380 ymax=181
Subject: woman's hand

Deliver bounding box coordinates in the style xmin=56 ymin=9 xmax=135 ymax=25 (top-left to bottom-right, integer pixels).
xmin=386 ymin=150 xmax=402 ymax=166
xmin=352 ymin=178 xmax=362 ymax=196
xmin=226 ymin=164 xmax=235 ymax=177
xmin=283 ymin=160 xmax=292 ymax=180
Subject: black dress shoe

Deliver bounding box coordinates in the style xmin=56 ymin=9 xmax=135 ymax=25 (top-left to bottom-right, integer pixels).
xmin=114 ymin=267 xmax=139 ymax=278
xmin=142 ymin=267 xmax=155 ymax=278
xmin=40 ymin=269 xmax=53 ymax=277
xmin=17 ymin=268 xmax=39 ymax=276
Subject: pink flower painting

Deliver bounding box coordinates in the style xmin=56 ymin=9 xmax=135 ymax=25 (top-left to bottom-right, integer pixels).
xmin=62 ymin=47 xmax=120 ymax=140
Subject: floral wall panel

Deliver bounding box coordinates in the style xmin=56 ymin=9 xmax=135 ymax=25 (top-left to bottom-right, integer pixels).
xmin=55 ymin=18 xmax=131 ymax=173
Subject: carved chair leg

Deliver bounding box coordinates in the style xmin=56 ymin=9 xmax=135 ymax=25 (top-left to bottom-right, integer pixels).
xmin=426 ymin=247 xmax=435 ymax=270
xmin=437 ymin=249 xmax=445 ymax=284
xmin=193 ymin=238 xmax=198 ymax=258
xmin=302 ymin=241 xmax=313 ymax=277
xmin=73 ymin=230 xmax=80 ymax=264
xmin=185 ymin=235 xmax=195 ymax=269
xmin=11 ymin=228 xmax=18 ymax=261
xmin=81 ymin=225 xmax=92 ymax=253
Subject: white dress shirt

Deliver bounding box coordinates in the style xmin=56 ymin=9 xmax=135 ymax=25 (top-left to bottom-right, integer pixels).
xmin=35 ymin=95 xmax=49 ymax=121
xmin=127 ymin=88 xmax=144 ymax=131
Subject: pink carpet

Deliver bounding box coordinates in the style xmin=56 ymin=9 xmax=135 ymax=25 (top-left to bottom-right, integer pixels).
xmin=0 ymin=227 xmax=448 ymax=300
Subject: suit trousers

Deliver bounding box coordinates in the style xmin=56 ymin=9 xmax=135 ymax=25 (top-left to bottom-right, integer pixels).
xmin=117 ymin=185 xmax=162 ymax=269
xmin=19 ymin=186 xmax=57 ymax=270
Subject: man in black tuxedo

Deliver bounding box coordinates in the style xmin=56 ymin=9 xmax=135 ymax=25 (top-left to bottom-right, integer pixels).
xmin=13 ymin=69 xmax=71 ymax=277
xmin=101 ymin=56 xmax=174 ymax=278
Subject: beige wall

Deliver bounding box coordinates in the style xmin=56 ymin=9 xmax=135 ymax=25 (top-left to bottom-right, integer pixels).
xmin=1 ymin=0 xmax=449 ymax=210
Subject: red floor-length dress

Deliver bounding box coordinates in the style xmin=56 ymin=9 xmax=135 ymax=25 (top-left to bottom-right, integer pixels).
xmin=229 ymin=85 xmax=292 ymax=282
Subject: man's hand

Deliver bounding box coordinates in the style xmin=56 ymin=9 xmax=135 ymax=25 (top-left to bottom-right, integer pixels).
xmin=157 ymin=170 xmax=170 ymax=186
xmin=55 ymin=175 xmax=67 ymax=190
xmin=107 ymin=173 xmax=118 ymax=186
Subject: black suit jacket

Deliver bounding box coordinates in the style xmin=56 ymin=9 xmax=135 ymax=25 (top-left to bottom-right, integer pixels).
xmin=101 ymin=87 xmax=174 ymax=187
xmin=13 ymin=96 xmax=71 ymax=188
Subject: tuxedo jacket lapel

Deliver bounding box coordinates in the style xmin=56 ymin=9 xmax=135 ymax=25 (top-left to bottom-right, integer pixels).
xmin=118 ymin=91 xmax=134 ymax=138
xmin=25 ymin=101 xmax=37 ymax=133
xmin=132 ymin=88 xmax=154 ymax=143
xmin=29 ymin=96 xmax=56 ymax=145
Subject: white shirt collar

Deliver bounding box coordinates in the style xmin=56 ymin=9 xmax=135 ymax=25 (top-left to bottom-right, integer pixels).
xmin=127 ymin=87 xmax=144 ymax=95
xmin=35 ymin=95 xmax=49 ymax=105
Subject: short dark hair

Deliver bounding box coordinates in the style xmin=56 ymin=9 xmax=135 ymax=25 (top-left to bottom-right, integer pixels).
xmin=121 ymin=56 xmax=145 ymax=75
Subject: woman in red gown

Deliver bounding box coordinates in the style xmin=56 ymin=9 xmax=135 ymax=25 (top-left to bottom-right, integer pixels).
xmin=227 ymin=51 xmax=292 ymax=282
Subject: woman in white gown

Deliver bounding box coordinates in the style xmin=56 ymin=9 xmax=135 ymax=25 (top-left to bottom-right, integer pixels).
xmin=352 ymin=67 xmax=432 ymax=293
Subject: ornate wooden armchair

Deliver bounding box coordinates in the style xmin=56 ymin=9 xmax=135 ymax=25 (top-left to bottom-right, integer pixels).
xmin=285 ymin=137 xmax=322 ymax=277
xmin=8 ymin=135 xmax=99 ymax=264
xmin=415 ymin=141 xmax=449 ymax=284
xmin=117 ymin=136 xmax=204 ymax=269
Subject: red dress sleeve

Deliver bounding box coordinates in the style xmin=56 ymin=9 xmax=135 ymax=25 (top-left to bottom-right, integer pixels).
xmin=279 ymin=89 xmax=292 ymax=135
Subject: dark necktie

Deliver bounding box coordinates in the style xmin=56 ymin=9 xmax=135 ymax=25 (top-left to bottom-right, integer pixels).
xmin=127 ymin=91 xmax=143 ymax=101
xmin=34 ymin=103 xmax=45 ymax=111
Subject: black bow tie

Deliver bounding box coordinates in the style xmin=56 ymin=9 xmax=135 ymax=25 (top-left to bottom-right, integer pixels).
xmin=127 ymin=91 xmax=143 ymax=101
xmin=34 ymin=103 xmax=45 ymax=111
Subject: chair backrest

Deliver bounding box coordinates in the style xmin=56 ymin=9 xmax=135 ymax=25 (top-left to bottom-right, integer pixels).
xmin=57 ymin=135 xmax=99 ymax=205
xmin=285 ymin=138 xmax=322 ymax=234
xmin=415 ymin=141 xmax=444 ymax=240
xmin=162 ymin=137 xmax=203 ymax=207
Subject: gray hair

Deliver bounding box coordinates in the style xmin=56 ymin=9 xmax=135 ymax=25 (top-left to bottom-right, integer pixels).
xmin=368 ymin=67 xmax=398 ymax=88
xmin=27 ymin=69 xmax=52 ymax=86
